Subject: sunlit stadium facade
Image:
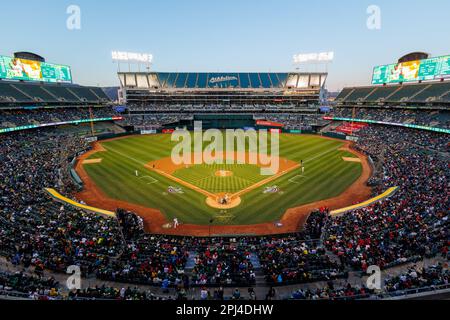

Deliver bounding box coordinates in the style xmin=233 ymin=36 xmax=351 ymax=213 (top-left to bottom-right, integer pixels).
xmin=119 ymin=72 xmax=327 ymax=106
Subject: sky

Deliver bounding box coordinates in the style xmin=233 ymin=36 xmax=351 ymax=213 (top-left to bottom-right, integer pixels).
xmin=0 ymin=0 xmax=449 ymax=91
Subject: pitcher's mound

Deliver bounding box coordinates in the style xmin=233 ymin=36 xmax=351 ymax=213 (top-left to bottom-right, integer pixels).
xmin=215 ymin=170 xmax=233 ymax=177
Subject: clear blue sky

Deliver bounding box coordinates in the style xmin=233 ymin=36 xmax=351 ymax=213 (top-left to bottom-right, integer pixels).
xmin=1 ymin=0 xmax=449 ymax=91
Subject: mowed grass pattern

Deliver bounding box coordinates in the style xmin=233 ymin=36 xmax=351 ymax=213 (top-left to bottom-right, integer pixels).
xmin=174 ymin=164 xmax=265 ymax=193
xmin=83 ymin=134 xmax=362 ymax=225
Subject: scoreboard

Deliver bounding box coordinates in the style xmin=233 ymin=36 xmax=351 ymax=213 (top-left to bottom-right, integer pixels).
xmin=372 ymin=55 xmax=450 ymax=85
xmin=0 ymin=55 xmax=72 ymax=83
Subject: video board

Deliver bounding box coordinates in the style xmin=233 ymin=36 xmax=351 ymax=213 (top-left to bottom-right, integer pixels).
xmin=0 ymin=55 xmax=72 ymax=83
xmin=372 ymin=55 xmax=450 ymax=84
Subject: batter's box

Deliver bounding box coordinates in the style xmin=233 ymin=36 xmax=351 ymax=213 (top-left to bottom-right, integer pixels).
xmin=139 ymin=176 xmax=159 ymax=185
xmin=289 ymin=175 xmax=308 ymax=184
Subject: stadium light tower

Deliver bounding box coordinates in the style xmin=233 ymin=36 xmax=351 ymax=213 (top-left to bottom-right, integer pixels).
xmin=111 ymin=51 xmax=153 ymax=72
xmin=292 ymin=51 xmax=334 ymax=73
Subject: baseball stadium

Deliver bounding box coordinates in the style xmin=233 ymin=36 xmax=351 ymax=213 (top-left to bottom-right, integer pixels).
xmin=0 ymin=1 xmax=448 ymax=308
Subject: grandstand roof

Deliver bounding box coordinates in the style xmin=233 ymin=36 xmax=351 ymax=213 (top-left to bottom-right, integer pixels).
xmin=119 ymin=72 xmax=327 ymax=90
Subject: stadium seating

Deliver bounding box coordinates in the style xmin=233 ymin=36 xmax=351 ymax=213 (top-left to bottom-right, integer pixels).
xmin=44 ymin=86 xmax=80 ymax=102
xmin=336 ymin=81 xmax=450 ymax=106
xmin=17 ymin=83 xmax=58 ymax=102
xmin=364 ymin=86 xmax=399 ymax=102
xmin=332 ymin=108 xmax=449 ymax=128
xmin=386 ymin=84 xmax=428 ymax=102
xmin=0 ymin=77 xmax=448 ymax=301
xmin=0 ymin=81 xmax=111 ymax=106
xmin=120 ymin=72 xmax=322 ymax=90
xmin=0 ymin=114 xmax=448 ymax=301
xmin=0 ymin=107 xmax=118 ymax=129
xmin=343 ymin=87 xmax=375 ymax=102
xmin=90 ymin=87 xmax=111 ymax=101
xmin=410 ymin=81 xmax=450 ymax=102
xmin=67 ymin=86 xmax=103 ymax=103
xmin=0 ymin=82 xmax=33 ymax=103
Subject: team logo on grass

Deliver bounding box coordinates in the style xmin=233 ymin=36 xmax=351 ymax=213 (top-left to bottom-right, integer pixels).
xmin=215 ymin=211 xmax=236 ymax=223
xmin=171 ymin=121 xmax=280 ymax=176
xmin=263 ymin=186 xmax=280 ymax=194
xmin=168 ymin=186 xmax=184 ymax=194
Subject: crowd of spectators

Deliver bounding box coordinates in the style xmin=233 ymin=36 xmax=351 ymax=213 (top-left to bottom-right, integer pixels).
xmin=0 ymin=271 xmax=60 ymax=300
xmin=0 ymin=111 xmax=447 ymax=299
xmin=0 ymin=107 xmax=118 ymax=129
xmin=384 ymin=263 xmax=449 ymax=293
xmin=258 ymin=240 xmax=345 ymax=285
xmin=333 ymin=108 xmax=450 ymax=129
xmin=0 ymin=131 xmax=124 ymax=276
xmin=68 ymin=286 xmax=156 ymax=301
xmin=290 ymin=282 xmax=373 ymax=300
xmin=192 ymin=243 xmax=255 ymax=286
xmin=96 ymin=234 xmax=189 ymax=287
xmin=323 ymin=125 xmax=449 ymax=271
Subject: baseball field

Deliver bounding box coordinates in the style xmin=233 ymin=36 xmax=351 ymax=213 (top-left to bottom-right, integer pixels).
xmin=76 ymin=133 xmax=369 ymax=231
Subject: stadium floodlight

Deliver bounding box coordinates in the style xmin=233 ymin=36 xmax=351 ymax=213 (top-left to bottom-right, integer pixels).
xmin=293 ymin=51 xmax=334 ymax=64
xmin=111 ymin=51 xmax=153 ymax=64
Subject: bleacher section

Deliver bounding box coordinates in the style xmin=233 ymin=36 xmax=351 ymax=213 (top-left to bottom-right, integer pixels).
xmin=335 ymin=122 xmax=368 ymax=135
xmin=331 ymin=108 xmax=450 ymax=129
xmin=343 ymin=87 xmax=375 ymax=102
xmin=68 ymin=86 xmax=102 ymax=102
xmin=411 ymin=82 xmax=450 ymax=102
xmin=0 ymin=81 xmax=111 ymax=106
xmin=364 ymin=86 xmax=399 ymax=102
xmin=44 ymin=86 xmax=80 ymax=103
xmin=0 ymin=82 xmax=32 ymax=103
xmin=386 ymin=84 xmax=428 ymax=103
xmin=15 ymin=83 xmax=58 ymax=102
xmin=336 ymin=81 xmax=450 ymax=106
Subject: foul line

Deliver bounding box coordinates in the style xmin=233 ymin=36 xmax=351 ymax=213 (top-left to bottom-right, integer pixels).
xmin=45 ymin=188 xmax=116 ymax=217
xmin=330 ymin=187 xmax=399 ymax=215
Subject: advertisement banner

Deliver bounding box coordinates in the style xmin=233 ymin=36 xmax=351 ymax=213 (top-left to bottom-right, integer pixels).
xmin=330 ymin=117 xmax=450 ymax=134
xmin=256 ymin=120 xmax=284 ymax=128
xmin=141 ymin=129 xmax=157 ymax=135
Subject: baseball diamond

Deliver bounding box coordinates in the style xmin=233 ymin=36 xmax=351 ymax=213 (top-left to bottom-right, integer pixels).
xmin=75 ymin=133 xmax=369 ymax=231
xmin=2 ymin=1 xmax=449 ymax=305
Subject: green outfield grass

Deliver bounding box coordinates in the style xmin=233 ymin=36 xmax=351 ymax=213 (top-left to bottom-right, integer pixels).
xmin=83 ymin=134 xmax=363 ymax=225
